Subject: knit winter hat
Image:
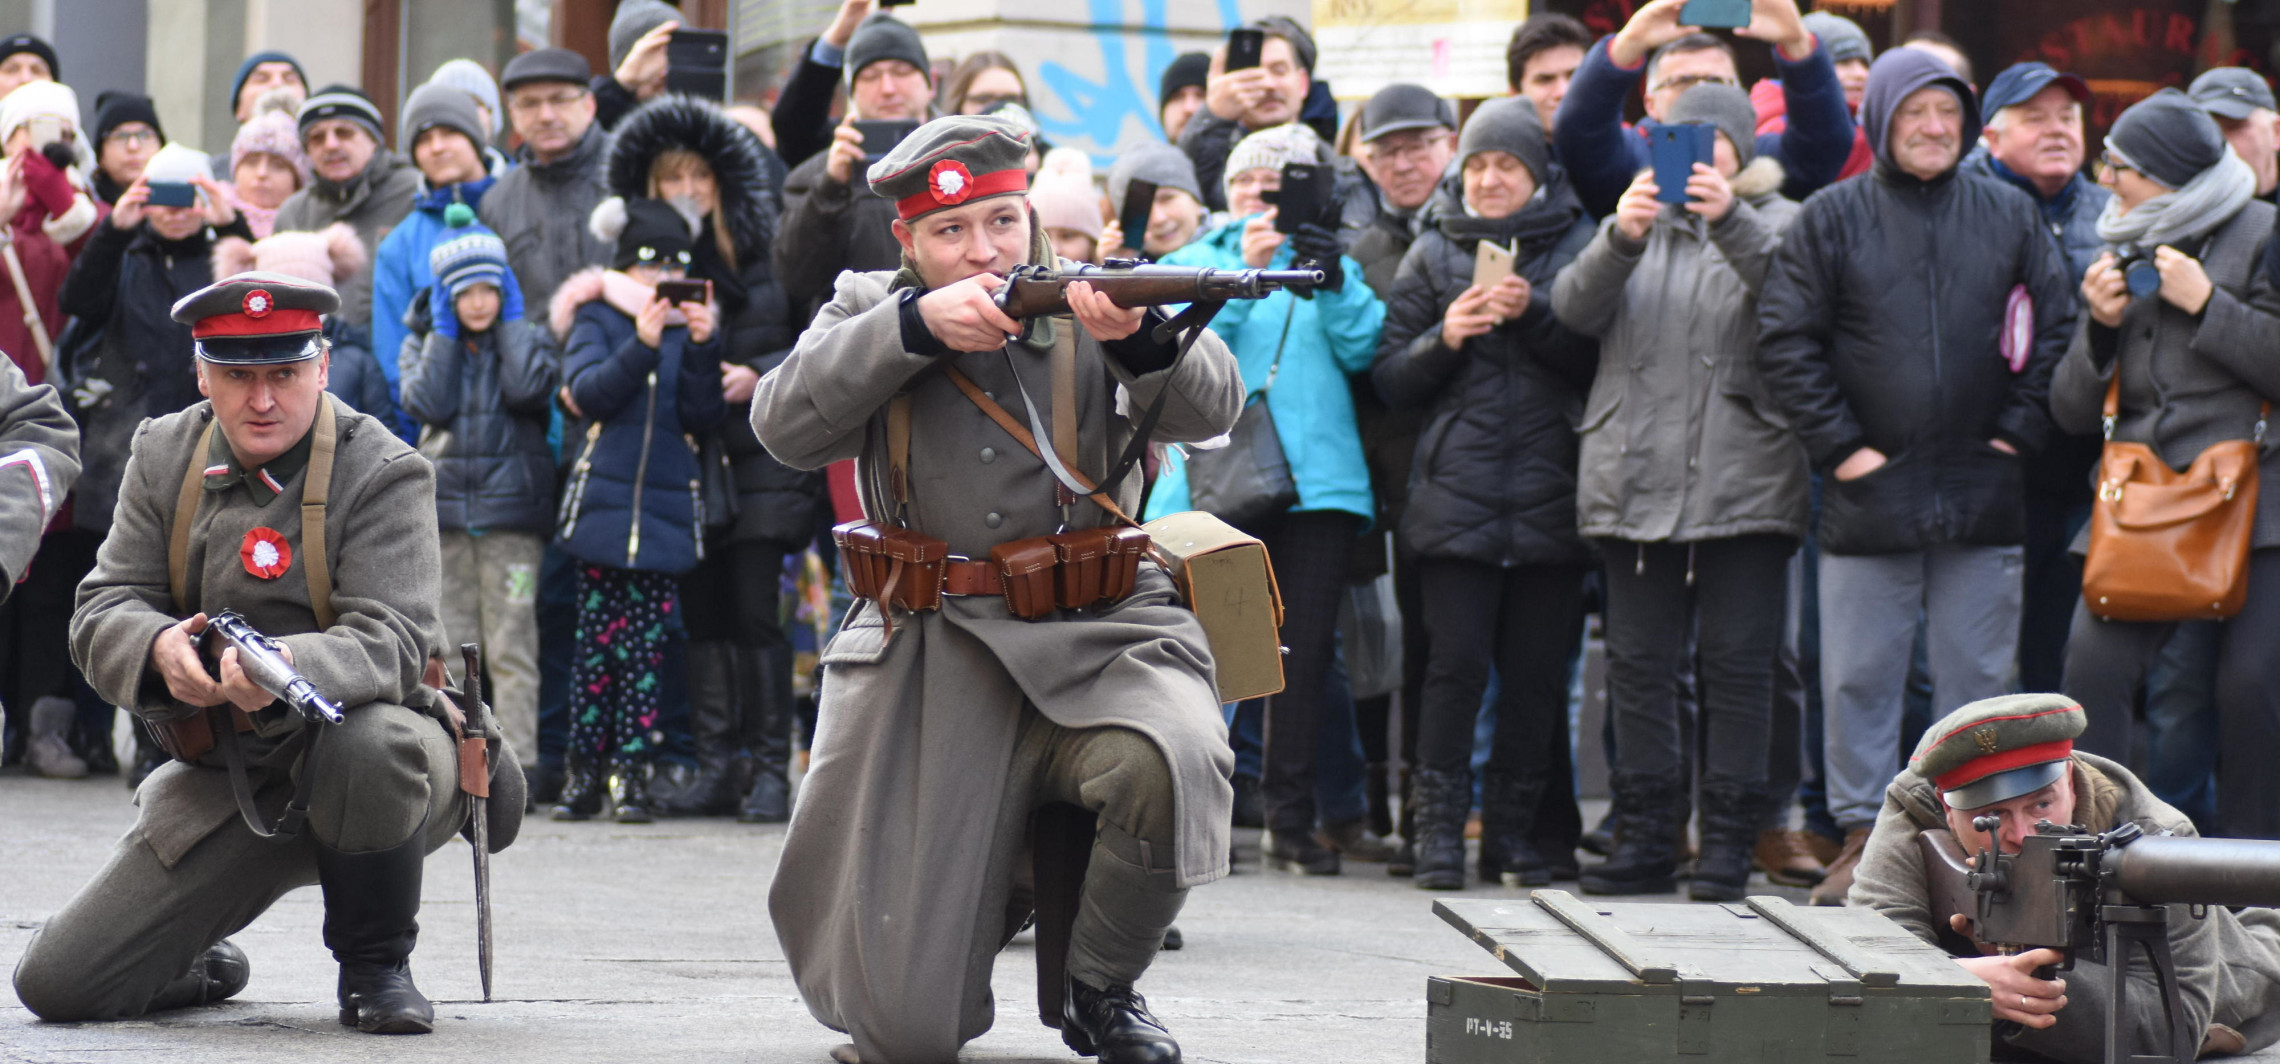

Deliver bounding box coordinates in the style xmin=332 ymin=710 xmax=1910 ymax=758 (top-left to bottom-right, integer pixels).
xmin=298 ymin=85 xmax=386 ymax=146
xmin=1802 ymin=12 xmax=1872 ymax=65
xmin=0 ymin=35 xmax=57 ymax=81
xmin=1029 ymin=176 xmax=1103 ymax=240
xmin=1455 ymin=95 xmax=1550 ymax=183
xmin=229 ymin=52 xmax=303 ymax=112
xmin=429 ymin=202 xmax=510 ymax=297
xmin=1109 ymin=140 xmax=1203 ymax=210
xmin=2107 ymin=88 xmax=2229 ymax=190
xmin=212 ymin=222 xmax=368 ymax=288
xmin=845 ymin=13 xmax=931 ymax=89
xmin=608 ymin=197 xmax=696 ymax=270
xmin=231 ymin=107 xmax=311 ymax=187
xmin=1669 ymin=83 xmax=1759 ymax=168
xmin=399 ymin=81 xmax=487 ymax=155
xmin=609 ymin=0 xmax=682 ymax=73
xmin=1158 ymin=52 xmax=1210 ymax=111
xmin=142 ymin=144 xmax=212 ymax=189
xmin=93 ymin=92 xmax=163 ymax=150
xmin=428 ymin=59 xmax=503 ymax=138
xmin=1223 ymin=123 xmax=1322 ymax=189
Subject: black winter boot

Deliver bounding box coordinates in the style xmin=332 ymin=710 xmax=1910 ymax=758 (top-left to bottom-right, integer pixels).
xmin=737 ymin=645 xmax=793 ymax=823
xmin=1064 ymin=978 xmax=1182 ymax=1063
xmin=1580 ymin=772 xmax=1682 ymax=896
xmin=1478 ymin=771 xmax=1548 ymax=887
xmin=144 ymin=939 xmax=250 ymax=1013
xmin=1410 ymin=767 xmax=1471 ymax=891
xmin=551 ymin=753 xmax=602 ymax=820
xmin=660 ymin=640 xmax=739 ymax=816
xmin=1689 ymin=782 xmax=1765 ymax=902
xmin=316 ymin=830 xmax=433 ymax=1034
xmin=612 ymin=759 xmax=655 ymax=823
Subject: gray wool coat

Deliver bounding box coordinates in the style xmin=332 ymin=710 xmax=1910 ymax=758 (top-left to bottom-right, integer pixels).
xmin=1553 ymin=156 xmax=1809 ymax=544
xmin=2049 ymin=200 xmax=2280 ymax=551
xmin=752 ymin=263 xmax=1243 ymax=1060
xmin=1850 ymin=752 xmax=2280 ymax=1062
xmin=273 ymin=151 xmax=422 ymax=328
xmin=0 ymin=355 xmax=77 ymax=593
xmin=70 ymin=398 xmax=450 ymax=867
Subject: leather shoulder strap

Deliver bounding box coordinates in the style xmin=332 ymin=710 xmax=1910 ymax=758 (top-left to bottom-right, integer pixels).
xmin=887 ymin=392 xmax=912 ymax=518
xmin=942 ymin=365 xmax=1139 ymax=527
xmin=301 ymin=395 xmax=339 ymax=630
xmin=1051 ymin=326 xmax=1078 ymax=475
xmin=170 ymin=418 xmax=219 ymax=615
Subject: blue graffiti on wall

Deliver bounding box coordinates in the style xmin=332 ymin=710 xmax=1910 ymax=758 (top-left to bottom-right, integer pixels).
xmin=1030 ymin=0 xmax=1246 ymax=163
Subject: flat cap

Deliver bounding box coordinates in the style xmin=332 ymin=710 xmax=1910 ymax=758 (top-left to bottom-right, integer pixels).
xmin=173 ymin=271 xmax=339 ymax=364
xmin=2190 ymin=67 xmax=2277 ymax=121
xmin=502 ymin=47 xmax=593 ymax=92
xmin=1909 ymin=693 xmax=2085 ymax=811
xmin=867 ymin=114 xmax=1031 ymax=221
xmin=1359 ymin=83 xmax=1455 ymax=142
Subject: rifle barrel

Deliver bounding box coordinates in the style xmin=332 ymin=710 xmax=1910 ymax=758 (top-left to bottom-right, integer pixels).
xmin=2113 ymin=835 xmax=2280 ymax=907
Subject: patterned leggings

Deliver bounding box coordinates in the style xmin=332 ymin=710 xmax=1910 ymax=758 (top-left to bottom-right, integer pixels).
xmin=570 ymin=565 xmax=678 ymax=762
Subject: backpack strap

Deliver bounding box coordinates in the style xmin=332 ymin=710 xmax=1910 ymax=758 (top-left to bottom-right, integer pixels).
xmin=170 ymin=418 xmax=219 ymax=615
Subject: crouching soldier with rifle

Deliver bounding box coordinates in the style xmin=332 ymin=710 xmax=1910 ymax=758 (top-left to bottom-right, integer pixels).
xmin=13 ymin=273 xmax=522 ymax=1034
xmin=1847 ymin=694 xmax=2280 ymax=1062
xmin=753 ymin=115 xmax=1271 ymax=1064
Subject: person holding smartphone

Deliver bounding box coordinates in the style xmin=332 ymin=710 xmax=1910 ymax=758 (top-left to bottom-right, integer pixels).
xmin=1180 ymin=17 xmax=1334 ymax=212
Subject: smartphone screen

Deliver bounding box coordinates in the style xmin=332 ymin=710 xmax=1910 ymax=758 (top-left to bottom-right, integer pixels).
xmin=855 ymin=120 xmax=919 ymax=162
xmin=1225 ymin=28 xmax=1265 ymax=72
xmin=1272 ymin=162 xmax=1327 ymax=235
xmin=656 ymin=279 xmax=711 ymax=305
xmin=1473 ymin=240 xmax=1515 ymax=289
xmin=1678 ymin=0 xmax=1752 ymax=29
xmin=1118 ymin=179 xmax=1157 ymax=257
xmin=664 ymin=29 xmax=729 ymax=100
xmin=27 ymin=117 xmax=62 ymax=149
xmin=1650 ymin=124 xmax=1715 ymax=205
xmin=146 ymin=182 xmax=198 ymax=208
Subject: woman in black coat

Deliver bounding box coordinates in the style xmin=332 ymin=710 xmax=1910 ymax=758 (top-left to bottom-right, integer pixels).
xmin=1372 ymin=97 xmax=1597 ymax=891
xmin=603 ymin=94 xmax=819 ymax=821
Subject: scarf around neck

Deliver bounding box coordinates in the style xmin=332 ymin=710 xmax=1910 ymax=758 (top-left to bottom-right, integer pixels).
xmin=2096 ymin=149 xmax=2257 ymax=252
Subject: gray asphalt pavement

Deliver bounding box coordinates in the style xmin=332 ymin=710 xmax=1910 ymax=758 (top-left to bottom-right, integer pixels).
xmin=2 ymin=773 xmax=1798 ymax=1064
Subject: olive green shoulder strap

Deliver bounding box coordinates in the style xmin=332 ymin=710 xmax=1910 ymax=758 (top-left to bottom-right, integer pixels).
xmin=166 ymin=397 xmax=339 ymax=628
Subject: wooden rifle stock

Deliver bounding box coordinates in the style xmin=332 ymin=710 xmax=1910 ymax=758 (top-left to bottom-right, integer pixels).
xmin=995 ymin=261 xmax=1324 ymax=319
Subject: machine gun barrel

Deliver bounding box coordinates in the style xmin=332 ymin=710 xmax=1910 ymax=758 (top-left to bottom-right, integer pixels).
xmin=206 ymin=609 xmax=345 ymax=725
xmin=995 ymin=262 xmax=1325 ymax=320
xmin=2110 ymin=835 xmax=2280 ymax=907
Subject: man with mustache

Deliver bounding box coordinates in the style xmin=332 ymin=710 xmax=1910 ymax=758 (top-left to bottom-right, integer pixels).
xmin=1177 ymin=16 xmax=1335 ymax=213
xmin=1756 ymin=50 xmax=2076 ymax=906
xmin=273 ymin=87 xmax=419 ymax=332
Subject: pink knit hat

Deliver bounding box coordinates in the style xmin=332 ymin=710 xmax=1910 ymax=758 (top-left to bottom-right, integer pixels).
xmin=1029 ymin=176 xmax=1102 ymax=240
xmin=229 ymin=104 xmax=310 ymax=189
xmin=212 ymin=223 xmax=367 ymax=289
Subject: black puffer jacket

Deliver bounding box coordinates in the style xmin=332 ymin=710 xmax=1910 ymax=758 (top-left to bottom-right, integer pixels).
xmin=1372 ymin=175 xmax=1598 ymax=567
xmin=1756 ymin=50 xmax=2076 ymax=557
xmin=59 ymin=216 xmax=252 ymax=419
xmin=397 ymin=292 xmax=559 ymax=533
xmin=611 ymin=94 xmax=821 ymax=548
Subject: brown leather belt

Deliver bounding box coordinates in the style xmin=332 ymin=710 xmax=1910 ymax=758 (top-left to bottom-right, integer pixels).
xmin=942 ymin=557 xmax=1004 ymax=597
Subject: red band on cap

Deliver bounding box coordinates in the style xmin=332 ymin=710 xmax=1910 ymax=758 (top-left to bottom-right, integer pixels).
xmin=193 ymin=309 xmax=323 ymax=339
xmin=896 ymin=168 xmax=1028 ymax=220
xmin=1909 ymin=702 xmax=2081 ymax=765
xmin=1933 ymin=739 xmax=2073 ymax=794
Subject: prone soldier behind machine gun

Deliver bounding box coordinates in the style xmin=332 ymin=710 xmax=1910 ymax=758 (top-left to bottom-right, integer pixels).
xmin=13 ymin=273 xmax=522 ymax=1034
xmin=1845 ymin=693 xmax=2280 ymax=1062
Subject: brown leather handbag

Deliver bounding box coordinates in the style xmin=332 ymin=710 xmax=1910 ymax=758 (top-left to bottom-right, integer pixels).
xmin=2082 ymin=373 xmax=2266 ymax=622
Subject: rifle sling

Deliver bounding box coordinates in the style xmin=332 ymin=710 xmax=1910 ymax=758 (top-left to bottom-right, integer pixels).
xmin=216 ymin=715 xmax=320 ymax=843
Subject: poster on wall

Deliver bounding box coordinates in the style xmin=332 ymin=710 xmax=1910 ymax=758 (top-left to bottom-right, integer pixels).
xmin=1311 ymin=0 xmax=1531 ymax=101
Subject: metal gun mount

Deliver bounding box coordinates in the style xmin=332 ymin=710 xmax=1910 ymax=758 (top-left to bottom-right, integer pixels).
xmin=1950 ymin=817 xmax=2280 ymax=1064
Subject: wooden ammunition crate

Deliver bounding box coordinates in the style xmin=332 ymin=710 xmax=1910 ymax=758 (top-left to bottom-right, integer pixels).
xmin=1429 ymin=892 xmax=1991 ymax=1063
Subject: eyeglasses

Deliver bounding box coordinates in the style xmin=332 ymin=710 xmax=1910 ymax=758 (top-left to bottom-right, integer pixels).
xmin=2099 ymin=151 xmax=2137 ymax=176
xmin=1365 ymin=132 xmax=1452 ymax=167
xmin=104 ymin=128 xmax=158 ymax=148
xmin=507 ymin=87 xmax=589 ymax=115
xmin=1650 ymin=73 xmax=1739 ymax=94
xmin=963 ymin=91 xmax=1026 ymax=111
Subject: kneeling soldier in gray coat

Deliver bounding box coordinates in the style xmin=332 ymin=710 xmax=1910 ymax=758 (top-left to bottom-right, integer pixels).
xmin=753 ymin=115 xmax=1244 ymax=1064
xmin=14 ymin=272 xmax=520 ymax=1034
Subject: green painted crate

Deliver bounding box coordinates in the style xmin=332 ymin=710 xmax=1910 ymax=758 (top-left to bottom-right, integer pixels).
xmin=1429 ymin=892 xmax=1991 ymax=1063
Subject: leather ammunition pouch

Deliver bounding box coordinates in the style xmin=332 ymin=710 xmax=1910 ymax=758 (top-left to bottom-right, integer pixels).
xmin=835 ymin=519 xmax=1150 ymax=622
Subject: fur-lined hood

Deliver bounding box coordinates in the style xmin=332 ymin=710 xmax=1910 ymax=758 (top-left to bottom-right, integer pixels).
xmin=606 ymin=94 xmax=776 ymax=261
xmin=548 ymin=265 xmax=702 ymax=341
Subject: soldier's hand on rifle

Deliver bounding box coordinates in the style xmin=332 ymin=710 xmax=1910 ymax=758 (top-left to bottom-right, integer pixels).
xmin=216 ymin=643 xmax=290 ymax=715
xmin=152 ymin=613 xmax=228 ymax=708
xmin=1065 ymin=280 xmax=1143 ymax=342
xmin=1240 ymin=212 xmax=1284 ymax=268
xmin=1950 ymin=936 xmax=2068 ymax=1029
xmin=917 ymin=272 xmax=1023 ymax=352
xmin=825 ymin=121 xmax=867 ymax=186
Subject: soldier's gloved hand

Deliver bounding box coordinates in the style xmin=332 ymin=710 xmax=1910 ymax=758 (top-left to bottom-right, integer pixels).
xmin=151 ymin=613 xmax=228 ymax=709
xmin=1288 ymin=222 xmax=1344 ymax=294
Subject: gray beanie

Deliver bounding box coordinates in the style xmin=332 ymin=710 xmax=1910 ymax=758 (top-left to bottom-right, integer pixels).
xmin=427 ymin=59 xmax=501 ymax=137
xmin=845 ymin=14 xmax=931 ymax=89
xmin=609 ymin=0 xmax=681 ymax=73
xmin=1110 ymin=141 xmax=1204 ymax=209
xmin=1669 ymin=83 xmax=1758 ymax=168
xmin=2107 ymin=88 xmax=2228 ymax=190
xmin=399 ymin=81 xmax=488 ymax=157
xmin=1802 ymin=11 xmax=1872 ymax=65
xmin=1455 ymin=95 xmax=1550 ymax=184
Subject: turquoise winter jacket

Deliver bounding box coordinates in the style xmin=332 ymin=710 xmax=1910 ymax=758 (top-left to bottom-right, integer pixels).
xmin=1145 ymin=216 xmax=1385 ymax=524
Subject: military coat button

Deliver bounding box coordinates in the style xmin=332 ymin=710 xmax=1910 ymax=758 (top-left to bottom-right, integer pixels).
xmin=985 ymin=512 xmax=1004 ymax=529
xmin=980 ymin=447 xmax=996 ymax=463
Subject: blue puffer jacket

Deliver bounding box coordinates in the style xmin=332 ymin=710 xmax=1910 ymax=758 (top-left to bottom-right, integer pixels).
xmin=369 ymin=174 xmax=497 ymax=435
xmin=555 ymin=287 xmax=726 ymax=573
xmin=1145 ymin=217 xmax=1385 ymax=524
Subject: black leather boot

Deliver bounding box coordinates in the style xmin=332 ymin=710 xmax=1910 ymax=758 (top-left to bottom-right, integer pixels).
xmin=1063 ymin=978 xmax=1182 ymax=1063
xmin=316 ymin=831 xmax=433 ymax=1034
xmin=1689 ymin=782 xmax=1765 ymax=902
xmin=144 ymin=939 xmax=250 ymax=1013
xmin=737 ymin=645 xmax=792 ymax=823
xmin=663 ymin=640 xmax=739 ymax=816
xmin=551 ymin=753 xmax=602 ymax=821
xmin=1410 ymin=767 xmax=1470 ymax=891
xmin=612 ymin=759 xmax=655 ymax=823
xmin=1580 ymin=772 xmax=1682 ymax=896
xmin=1478 ymin=771 xmax=1548 ymax=888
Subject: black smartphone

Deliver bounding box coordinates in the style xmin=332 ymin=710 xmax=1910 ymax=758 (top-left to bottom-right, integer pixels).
xmin=1225 ymin=28 xmax=1266 ymax=72
xmin=879 ymin=0 xmax=916 ymax=7
xmin=1679 ymin=0 xmax=1752 ymax=29
xmin=1272 ymin=161 xmax=1330 ymax=235
xmin=656 ymin=278 xmax=712 ymax=306
xmin=1118 ymin=178 xmax=1157 ymax=256
xmin=665 ymin=28 xmax=729 ymax=99
xmin=146 ymin=181 xmax=197 ymax=208
xmin=1650 ymin=123 xmax=1715 ymax=205
xmin=855 ymin=119 xmax=920 ymax=162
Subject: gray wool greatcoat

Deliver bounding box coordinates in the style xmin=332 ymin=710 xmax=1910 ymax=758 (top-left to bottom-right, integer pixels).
xmin=0 ymin=355 xmax=78 ymax=593
xmin=752 ymin=261 xmax=1243 ymax=1059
